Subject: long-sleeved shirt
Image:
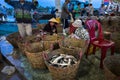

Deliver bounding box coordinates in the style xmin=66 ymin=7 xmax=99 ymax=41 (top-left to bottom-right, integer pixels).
xmin=43 ymin=23 xmax=57 ymax=35
xmin=5 ymin=0 xmax=36 ymax=23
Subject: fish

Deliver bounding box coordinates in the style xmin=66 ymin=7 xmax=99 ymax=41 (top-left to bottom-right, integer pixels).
xmin=50 ymin=55 xmax=63 ymax=64
xmin=49 ymin=54 xmax=78 ymax=67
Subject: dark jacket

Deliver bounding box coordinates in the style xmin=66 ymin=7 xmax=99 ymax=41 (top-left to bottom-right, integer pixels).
xmin=5 ymin=0 xmax=36 ymax=23
xmin=43 ymin=23 xmax=57 ymax=35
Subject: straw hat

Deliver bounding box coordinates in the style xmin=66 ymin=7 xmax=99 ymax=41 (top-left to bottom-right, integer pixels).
xmin=49 ymin=18 xmax=59 ymax=23
xmin=72 ymin=19 xmax=82 ymax=27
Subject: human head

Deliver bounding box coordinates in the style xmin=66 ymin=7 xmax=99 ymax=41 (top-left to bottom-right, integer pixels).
xmin=34 ymin=1 xmax=38 ymax=7
xmin=72 ymin=19 xmax=82 ymax=28
xmin=101 ymin=4 xmax=104 ymax=7
xmin=49 ymin=18 xmax=59 ymax=26
xmin=19 ymin=0 xmax=25 ymax=3
xmin=77 ymin=2 xmax=81 ymax=6
xmin=65 ymin=0 xmax=70 ymax=3
xmin=55 ymin=9 xmax=58 ymax=12
xmin=89 ymin=4 xmax=92 ymax=6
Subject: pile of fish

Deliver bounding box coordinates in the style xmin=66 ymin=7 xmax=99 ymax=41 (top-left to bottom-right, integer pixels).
xmin=48 ymin=54 xmax=78 ymax=67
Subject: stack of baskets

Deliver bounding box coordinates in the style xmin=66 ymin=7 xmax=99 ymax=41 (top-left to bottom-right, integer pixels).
xmin=24 ymin=34 xmax=63 ymax=69
xmin=17 ymin=32 xmax=88 ymax=79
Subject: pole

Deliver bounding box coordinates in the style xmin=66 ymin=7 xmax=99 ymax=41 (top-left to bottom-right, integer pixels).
xmin=55 ymin=0 xmax=61 ymax=12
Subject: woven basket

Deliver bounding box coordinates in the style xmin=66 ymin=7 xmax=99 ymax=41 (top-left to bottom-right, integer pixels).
xmin=101 ymin=17 xmax=110 ymax=31
xmin=63 ymin=38 xmax=86 ymax=48
xmin=63 ymin=38 xmax=89 ymax=54
xmin=25 ymin=42 xmax=43 ymax=53
xmin=103 ymin=55 xmax=120 ymax=80
xmin=44 ymin=49 xmax=80 ymax=80
xmin=43 ymin=34 xmax=62 ymax=41
xmin=17 ymin=35 xmax=42 ymax=55
xmin=36 ymin=24 xmax=46 ymax=30
xmin=6 ymin=32 xmax=19 ymax=48
xmin=25 ymin=42 xmax=48 ymax=69
xmin=111 ymin=16 xmax=120 ymax=32
xmin=43 ymin=41 xmax=60 ymax=50
xmin=25 ymin=51 xmax=47 ymax=69
xmin=17 ymin=41 xmax=26 ymax=55
xmin=111 ymin=32 xmax=120 ymax=53
xmin=56 ymin=24 xmax=62 ymax=33
xmin=61 ymin=47 xmax=81 ymax=56
xmin=43 ymin=34 xmax=63 ymax=50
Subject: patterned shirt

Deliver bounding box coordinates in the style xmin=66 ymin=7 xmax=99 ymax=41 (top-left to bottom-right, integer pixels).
xmin=75 ymin=27 xmax=89 ymax=40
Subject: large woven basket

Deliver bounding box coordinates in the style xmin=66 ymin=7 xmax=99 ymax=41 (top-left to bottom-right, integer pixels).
xmin=111 ymin=32 xmax=120 ymax=53
xmin=103 ymin=55 xmax=120 ymax=80
xmin=42 ymin=34 xmax=63 ymax=50
xmin=63 ymin=38 xmax=89 ymax=54
xmin=36 ymin=24 xmax=46 ymax=30
xmin=25 ymin=42 xmax=47 ymax=69
xmin=17 ymin=35 xmax=42 ymax=55
xmin=44 ymin=49 xmax=80 ymax=80
xmin=61 ymin=47 xmax=81 ymax=56
xmin=43 ymin=34 xmax=62 ymax=41
xmin=6 ymin=32 xmax=19 ymax=48
xmin=17 ymin=41 xmax=26 ymax=55
xmin=56 ymin=24 xmax=62 ymax=33
xmin=63 ymin=38 xmax=86 ymax=48
xmin=42 ymin=41 xmax=60 ymax=50
xmin=25 ymin=51 xmax=47 ymax=69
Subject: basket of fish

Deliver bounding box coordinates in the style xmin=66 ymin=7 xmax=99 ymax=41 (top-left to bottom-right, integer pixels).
xmin=44 ymin=49 xmax=80 ymax=80
xmin=25 ymin=42 xmax=49 ymax=69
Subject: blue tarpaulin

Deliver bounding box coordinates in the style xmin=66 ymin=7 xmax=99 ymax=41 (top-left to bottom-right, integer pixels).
xmin=0 ymin=36 xmax=13 ymax=55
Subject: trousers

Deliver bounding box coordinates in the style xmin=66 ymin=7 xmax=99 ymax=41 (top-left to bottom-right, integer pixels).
xmin=17 ymin=23 xmax=32 ymax=38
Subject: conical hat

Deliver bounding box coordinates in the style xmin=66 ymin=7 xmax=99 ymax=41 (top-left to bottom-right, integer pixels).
xmin=49 ymin=18 xmax=59 ymax=23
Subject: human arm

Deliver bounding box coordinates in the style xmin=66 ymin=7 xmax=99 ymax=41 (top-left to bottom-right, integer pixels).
xmin=4 ymin=0 xmax=17 ymax=7
xmin=31 ymin=1 xmax=39 ymax=10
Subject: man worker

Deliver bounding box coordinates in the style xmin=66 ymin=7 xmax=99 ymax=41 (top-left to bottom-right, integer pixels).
xmin=61 ymin=0 xmax=70 ymax=35
xmin=5 ymin=0 xmax=38 ymax=38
